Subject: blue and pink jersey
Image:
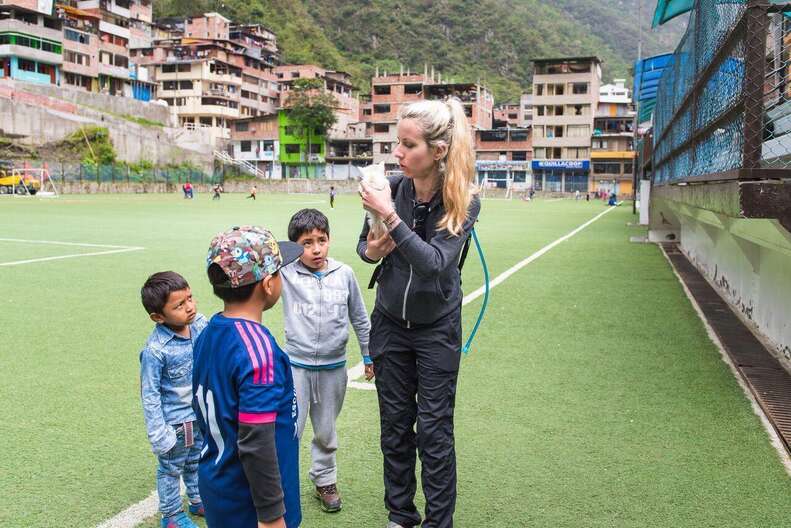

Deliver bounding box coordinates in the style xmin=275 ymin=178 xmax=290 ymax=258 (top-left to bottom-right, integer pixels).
xmin=192 ymin=313 xmax=301 ymax=527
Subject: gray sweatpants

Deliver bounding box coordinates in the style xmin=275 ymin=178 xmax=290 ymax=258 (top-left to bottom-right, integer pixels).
xmin=291 ymin=366 xmax=348 ymax=487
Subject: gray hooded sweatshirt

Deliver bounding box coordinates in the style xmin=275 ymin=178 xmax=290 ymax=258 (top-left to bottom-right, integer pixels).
xmin=280 ymin=258 xmax=370 ymax=368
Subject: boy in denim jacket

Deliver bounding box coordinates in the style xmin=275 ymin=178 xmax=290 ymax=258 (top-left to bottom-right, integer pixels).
xmin=140 ymin=271 xmax=208 ymax=528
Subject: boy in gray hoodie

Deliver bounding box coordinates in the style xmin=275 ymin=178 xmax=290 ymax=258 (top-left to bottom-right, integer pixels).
xmin=280 ymin=208 xmax=371 ymax=513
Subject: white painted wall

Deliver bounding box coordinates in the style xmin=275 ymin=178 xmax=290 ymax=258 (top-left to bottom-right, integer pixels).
xmin=679 ymin=215 xmax=791 ymax=367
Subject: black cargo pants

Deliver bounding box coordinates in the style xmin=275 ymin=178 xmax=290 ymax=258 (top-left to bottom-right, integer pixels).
xmin=370 ymin=307 xmax=462 ymax=528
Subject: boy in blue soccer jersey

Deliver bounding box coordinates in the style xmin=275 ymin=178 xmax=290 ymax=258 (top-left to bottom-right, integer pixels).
xmin=140 ymin=271 xmax=207 ymax=528
xmin=192 ymin=225 xmax=304 ymax=528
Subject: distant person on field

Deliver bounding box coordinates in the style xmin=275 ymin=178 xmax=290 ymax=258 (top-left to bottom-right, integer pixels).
xmin=193 ymin=226 xmax=304 ymax=528
xmin=212 ymin=183 xmax=223 ymax=201
xmin=329 ymin=186 xmax=337 ymax=209
xmin=247 ymin=185 xmax=257 ymax=200
xmin=280 ymin=209 xmax=371 ymax=513
xmin=139 ymin=271 xmax=208 ymax=528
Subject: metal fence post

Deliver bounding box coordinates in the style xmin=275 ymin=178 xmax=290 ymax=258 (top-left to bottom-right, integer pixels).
xmin=742 ymin=0 xmax=769 ymax=172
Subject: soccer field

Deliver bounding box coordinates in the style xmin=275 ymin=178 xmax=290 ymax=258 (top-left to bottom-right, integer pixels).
xmin=2 ymin=193 xmax=790 ymax=528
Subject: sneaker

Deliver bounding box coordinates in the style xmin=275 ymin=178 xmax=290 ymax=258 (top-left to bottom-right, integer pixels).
xmin=314 ymin=483 xmax=342 ymax=512
xmin=161 ymin=512 xmax=199 ymax=528
xmin=188 ymin=502 xmax=205 ymax=517
xmin=386 ymin=522 xmax=406 ymax=528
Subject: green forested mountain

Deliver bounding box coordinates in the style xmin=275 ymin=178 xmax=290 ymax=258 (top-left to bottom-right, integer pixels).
xmin=154 ymin=0 xmax=686 ymax=102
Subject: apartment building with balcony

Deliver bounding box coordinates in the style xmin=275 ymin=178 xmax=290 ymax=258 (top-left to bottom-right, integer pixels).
xmin=133 ymin=13 xmax=282 ymax=145
xmin=70 ymin=0 xmax=155 ymax=98
xmin=326 ymin=121 xmax=372 ymax=174
xmin=531 ymin=56 xmax=601 ymax=193
xmin=591 ymin=79 xmax=636 ymax=197
xmin=0 ymin=1 xmax=63 ymax=85
xmin=58 ymin=4 xmax=98 ymax=91
xmin=475 ymin=127 xmax=532 ymax=189
xmin=229 ymin=23 xmax=278 ymax=67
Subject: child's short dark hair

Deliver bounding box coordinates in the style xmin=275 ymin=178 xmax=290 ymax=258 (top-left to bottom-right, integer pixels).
xmin=288 ymin=208 xmax=330 ymax=242
xmin=141 ymin=271 xmax=189 ymax=314
xmin=207 ymin=263 xmax=266 ymax=303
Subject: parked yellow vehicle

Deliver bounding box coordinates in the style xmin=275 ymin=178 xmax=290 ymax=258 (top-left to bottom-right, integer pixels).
xmin=0 ymin=162 xmax=40 ymax=195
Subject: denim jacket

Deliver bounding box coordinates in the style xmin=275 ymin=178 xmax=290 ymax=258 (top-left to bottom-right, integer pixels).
xmin=140 ymin=314 xmax=208 ymax=455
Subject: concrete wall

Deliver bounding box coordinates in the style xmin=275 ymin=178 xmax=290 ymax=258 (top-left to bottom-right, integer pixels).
xmin=55 ymin=178 xmax=364 ymax=194
xmin=0 ymin=96 xmax=212 ymax=167
xmin=6 ymin=78 xmax=173 ymax=124
xmin=650 ymin=192 xmax=791 ymax=370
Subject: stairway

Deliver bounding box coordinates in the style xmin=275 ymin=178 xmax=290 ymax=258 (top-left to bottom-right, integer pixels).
xmin=213 ymin=150 xmax=267 ymax=179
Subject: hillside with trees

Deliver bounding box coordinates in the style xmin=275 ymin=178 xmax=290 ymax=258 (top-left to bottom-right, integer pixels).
xmin=155 ymin=0 xmax=686 ymax=102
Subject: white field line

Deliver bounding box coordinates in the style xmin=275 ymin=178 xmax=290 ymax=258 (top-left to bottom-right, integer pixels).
xmin=660 ymin=245 xmax=791 ymax=476
xmin=0 ymin=238 xmax=144 ymax=267
xmin=348 ymin=204 xmax=619 ymax=390
xmin=96 ymin=205 xmax=618 ymax=528
xmin=0 ymin=247 xmax=144 ymax=267
xmin=0 ymin=238 xmax=134 ymax=248
xmin=95 ymin=490 xmax=158 ymax=528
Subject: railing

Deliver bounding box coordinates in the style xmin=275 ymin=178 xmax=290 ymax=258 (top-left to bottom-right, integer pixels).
xmin=213 ymin=150 xmax=267 ymax=179
xmin=652 ymin=0 xmax=791 ymax=185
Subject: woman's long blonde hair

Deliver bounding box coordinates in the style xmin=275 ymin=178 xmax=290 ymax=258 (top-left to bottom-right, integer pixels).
xmin=398 ymin=97 xmax=476 ymax=236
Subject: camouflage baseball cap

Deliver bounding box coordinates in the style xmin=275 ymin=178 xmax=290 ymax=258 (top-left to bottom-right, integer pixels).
xmin=207 ymin=225 xmax=302 ymax=288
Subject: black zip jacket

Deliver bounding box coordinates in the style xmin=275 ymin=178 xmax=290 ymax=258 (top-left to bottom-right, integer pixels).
xmin=357 ymin=175 xmax=481 ymax=327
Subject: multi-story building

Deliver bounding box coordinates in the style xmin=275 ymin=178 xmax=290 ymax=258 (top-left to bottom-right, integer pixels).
xmin=59 ymin=4 xmax=99 ymax=91
xmin=326 ymin=121 xmax=372 ymax=177
xmin=531 ymin=56 xmax=601 ymax=193
xmin=228 ymin=114 xmax=280 ymax=178
xmin=475 ymin=127 xmax=532 ymax=189
xmin=278 ymin=109 xmax=326 ymax=178
xmin=519 ymin=92 xmax=533 ymax=128
xmin=273 ymin=64 xmax=358 ymax=126
xmin=274 ymin=64 xmax=365 ymax=177
xmin=370 ymin=71 xmax=429 ymax=169
xmin=424 ymin=82 xmax=493 ymax=129
xmin=591 ymin=79 xmax=635 ymax=197
xmin=229 ymin=23 xmax=278 ymax=68
xmin=494 ymin=103 xmax=520 ymax=127
xmin=133 ymin=13 xmax=281 ymax=144
xmin=0 ymin=0 xmax=63 ymax=85
xmin=370 ymin=70 xmax=494 ymax=170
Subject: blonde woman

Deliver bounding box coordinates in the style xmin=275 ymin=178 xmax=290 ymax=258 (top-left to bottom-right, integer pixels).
xmin=358 ymin=97 xmax=481 ymax=528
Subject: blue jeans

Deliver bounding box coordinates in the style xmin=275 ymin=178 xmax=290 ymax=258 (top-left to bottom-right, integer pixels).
xmin=157 ymin=423 xmax=202 ymax=517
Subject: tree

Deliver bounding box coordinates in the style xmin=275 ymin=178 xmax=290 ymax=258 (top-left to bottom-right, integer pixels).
xmin=284 ymin=78 xmax=338 ymax=178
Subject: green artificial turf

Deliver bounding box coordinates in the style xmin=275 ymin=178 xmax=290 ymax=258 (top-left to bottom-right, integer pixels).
xmin=1 ymin=193 xmax=788 ymax=528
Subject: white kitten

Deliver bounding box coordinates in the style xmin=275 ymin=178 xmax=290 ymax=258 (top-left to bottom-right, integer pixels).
xmin=359 ymin=163 xmax=392 ymax=238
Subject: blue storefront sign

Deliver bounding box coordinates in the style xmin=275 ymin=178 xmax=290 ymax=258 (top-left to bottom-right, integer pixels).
xmin=532 ymin=160 xmax=590 ymax=170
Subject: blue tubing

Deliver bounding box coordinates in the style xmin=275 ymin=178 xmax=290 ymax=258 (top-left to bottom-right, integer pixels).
xmin=462 ymin=227 xmax=490 ymax=355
